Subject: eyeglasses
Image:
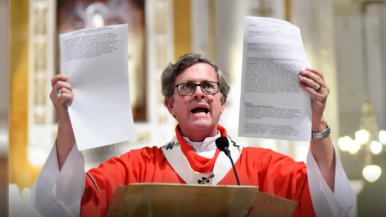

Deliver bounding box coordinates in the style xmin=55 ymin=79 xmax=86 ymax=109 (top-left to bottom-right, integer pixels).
xmin=175 ymin=82 xmax=220 ymax=96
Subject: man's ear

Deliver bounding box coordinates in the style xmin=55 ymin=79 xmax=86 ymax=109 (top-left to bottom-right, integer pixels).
xmin=164 ymin=97 xmax=174 ymax=115
xmin=220 ymin=97 xmax=227 ymax=114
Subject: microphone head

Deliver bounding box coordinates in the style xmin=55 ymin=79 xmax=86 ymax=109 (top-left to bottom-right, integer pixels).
xmin=215 ymin=136 xmax=229 ymax=152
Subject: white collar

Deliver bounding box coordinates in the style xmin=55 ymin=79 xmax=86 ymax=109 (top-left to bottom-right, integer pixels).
xmin=182 ymin=132 xmax=221 ymax=153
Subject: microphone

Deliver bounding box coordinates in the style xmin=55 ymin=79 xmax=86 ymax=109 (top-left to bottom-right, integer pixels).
xmin=215 ymin=137 xmax=240 ymax=185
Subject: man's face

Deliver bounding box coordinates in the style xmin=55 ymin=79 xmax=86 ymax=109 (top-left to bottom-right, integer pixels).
xmin=165 ymin=63 xmax=226 ymax=140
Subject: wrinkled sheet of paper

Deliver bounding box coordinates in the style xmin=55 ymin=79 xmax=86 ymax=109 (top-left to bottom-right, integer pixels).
xmin=60 ymin=24 xmax=136 ymax=150
xmin=239 ymin=16 xmax=311 ymax=141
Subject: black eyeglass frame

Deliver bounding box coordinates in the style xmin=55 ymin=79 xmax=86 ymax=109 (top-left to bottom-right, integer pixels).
xmin=175 ymin=81 xmax=221 ymax=96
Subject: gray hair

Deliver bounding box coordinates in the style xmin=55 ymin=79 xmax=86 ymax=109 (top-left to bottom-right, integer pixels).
xmin=161 ymin=53 xmax=230 ymax=101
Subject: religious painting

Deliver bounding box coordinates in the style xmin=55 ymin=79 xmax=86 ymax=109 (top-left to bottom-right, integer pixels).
xmin=57 ymin=0 xmax=147 ymax=121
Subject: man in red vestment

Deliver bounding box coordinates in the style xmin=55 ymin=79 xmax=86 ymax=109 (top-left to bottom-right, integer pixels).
xmin=32 ymin=53 xmax=354 ymax=217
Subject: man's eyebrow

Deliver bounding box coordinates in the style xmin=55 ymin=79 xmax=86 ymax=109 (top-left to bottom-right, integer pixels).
xmin=181 ymin=79 xmax=217 ymax=83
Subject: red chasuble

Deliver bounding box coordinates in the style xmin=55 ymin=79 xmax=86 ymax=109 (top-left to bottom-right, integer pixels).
xmin=81 ymin=125 xmax=316 ymax=217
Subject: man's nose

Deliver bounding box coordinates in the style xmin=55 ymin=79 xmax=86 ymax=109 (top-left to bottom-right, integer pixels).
xmin=192 ymin=85 xmax=205 ymax=97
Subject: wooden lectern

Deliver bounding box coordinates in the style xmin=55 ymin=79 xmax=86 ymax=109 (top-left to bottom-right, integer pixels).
xmin=105 ymin=184 xmax=297 ymax=217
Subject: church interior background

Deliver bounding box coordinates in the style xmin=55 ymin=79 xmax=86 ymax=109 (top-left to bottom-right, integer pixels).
xmin=1 ymin=0 xmax=386 ymax=216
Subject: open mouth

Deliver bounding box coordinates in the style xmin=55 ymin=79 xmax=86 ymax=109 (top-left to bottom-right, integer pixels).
xmin=191 ymin=107 xmax=209 ymax=114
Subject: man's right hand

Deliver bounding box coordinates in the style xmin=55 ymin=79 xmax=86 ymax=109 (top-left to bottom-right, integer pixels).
xmin=50 ymin=74 xmax=75 ymax=170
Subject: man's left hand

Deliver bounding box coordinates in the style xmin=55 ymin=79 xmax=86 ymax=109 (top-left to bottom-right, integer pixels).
xmin=298 ymin=68 xmax=330 ymax=131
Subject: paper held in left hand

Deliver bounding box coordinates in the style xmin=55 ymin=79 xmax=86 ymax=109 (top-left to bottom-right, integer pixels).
xmin=238 ymin=17 xmax=312 ymax=142
xmin=59 ymin=24 xmax=136 ymax=150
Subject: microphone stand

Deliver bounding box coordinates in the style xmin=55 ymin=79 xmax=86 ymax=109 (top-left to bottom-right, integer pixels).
xmin=224 ymin=147 xmax=240 ymax=185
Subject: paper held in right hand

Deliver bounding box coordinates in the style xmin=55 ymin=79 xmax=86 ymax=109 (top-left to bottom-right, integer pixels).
xmin=238 ymin=16 xmax=312 ymax=142
xmin=59 ymin=24 xmax=136 ymax=150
